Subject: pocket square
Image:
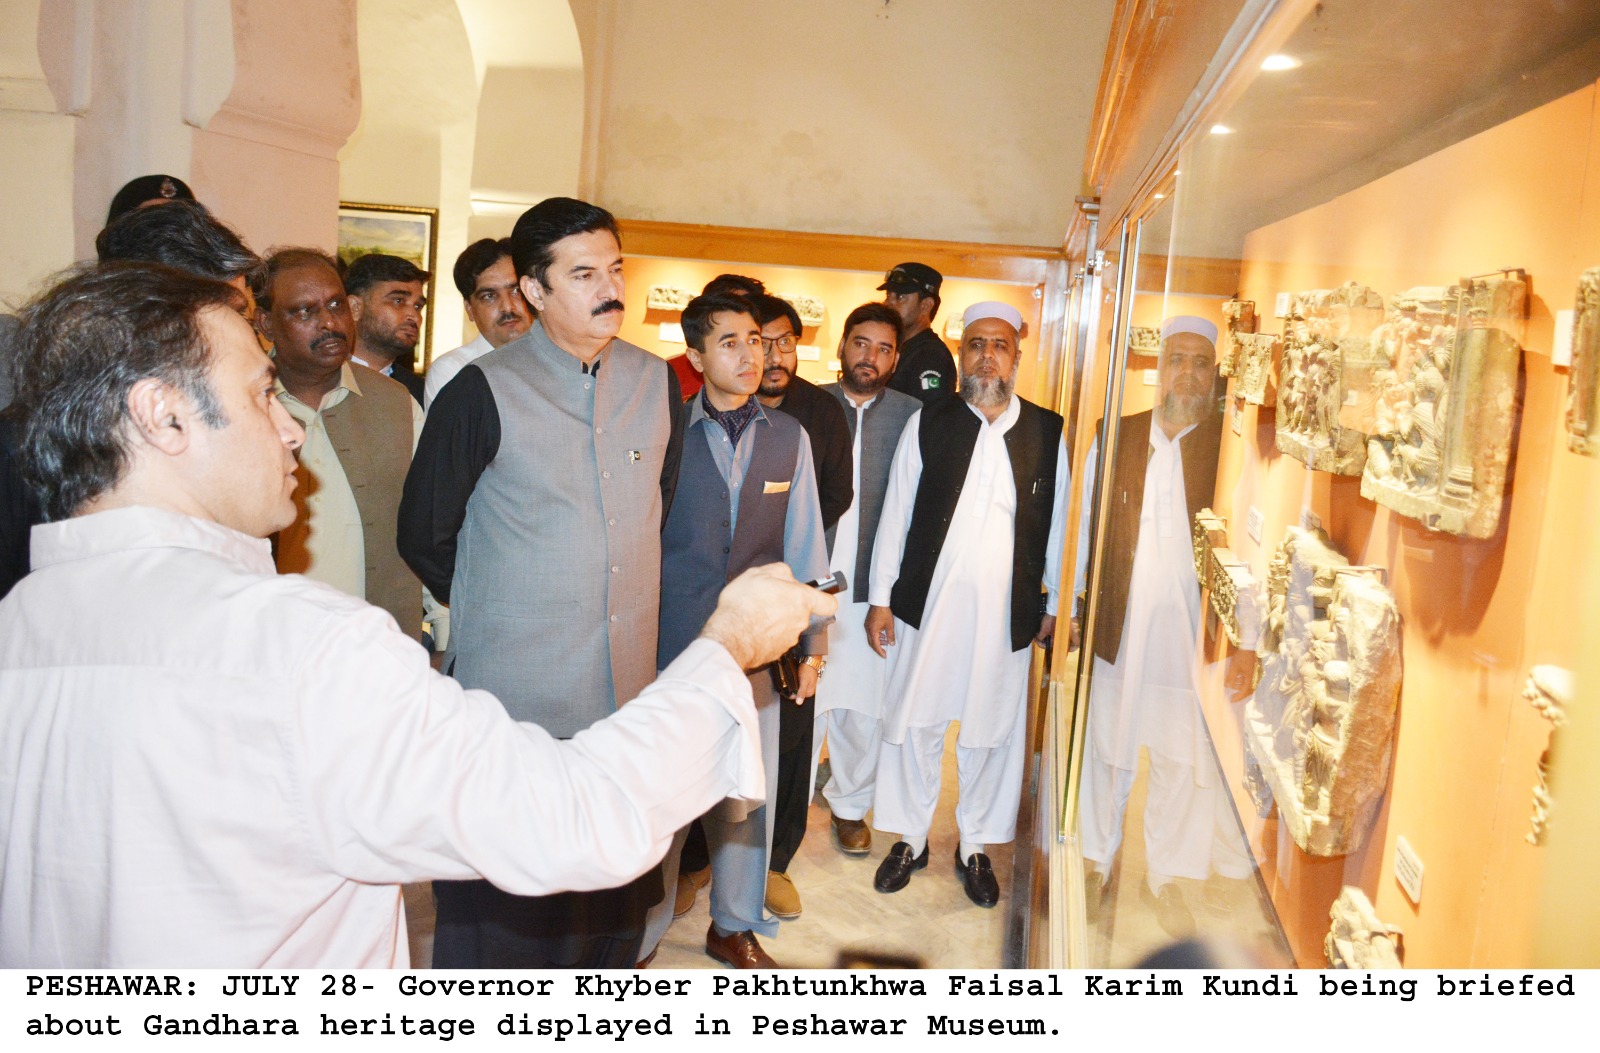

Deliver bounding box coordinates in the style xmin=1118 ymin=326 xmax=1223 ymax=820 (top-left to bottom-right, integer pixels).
xmin=763 ymin=480 xmax=792 ymax=494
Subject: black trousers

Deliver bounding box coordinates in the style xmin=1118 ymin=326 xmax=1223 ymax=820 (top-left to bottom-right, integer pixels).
xmin=768 ymin=692 xmax=815 ymax=874
xmin=430 ymin=866 xmax=660 ymax=969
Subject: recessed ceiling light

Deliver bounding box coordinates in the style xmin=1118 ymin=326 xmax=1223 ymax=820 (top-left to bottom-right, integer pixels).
xmin=1210 ymin=124 xmax=1234 ymax=135
xmin=1260 ymin=53 xmax=1301 ymax=71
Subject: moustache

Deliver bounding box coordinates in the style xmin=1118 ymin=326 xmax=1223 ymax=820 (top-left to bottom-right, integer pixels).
xmin=496 ymin=312 xmax=522 ymax=326
xmin=312 ymin=333 xmax=347 ymax=350
xmin=592 ymin=299 xmax=625 ymax=317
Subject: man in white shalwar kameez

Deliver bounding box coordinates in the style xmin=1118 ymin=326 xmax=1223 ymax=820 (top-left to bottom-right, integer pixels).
xmin=1074 ymin=316 xmax=1252 ymax=937
xmin=812 ymin=303 xmax=920 ymax=855
xmin=865 ymin=302 xmax=1069 ymax=907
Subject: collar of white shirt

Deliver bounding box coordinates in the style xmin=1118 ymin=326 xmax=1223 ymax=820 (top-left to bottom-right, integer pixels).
xmin=30 ymin=505 xmax=276 ymax=577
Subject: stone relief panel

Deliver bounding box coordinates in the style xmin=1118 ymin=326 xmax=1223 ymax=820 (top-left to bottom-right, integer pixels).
xmin=1565 ymin=267 xmax=1600 ymax=456
xmin=1276 ymin=283 xmax=1386 ymax=475
xmin=1361 ymin=276 xmax=1525 ymax=538
xmin=646 ymin=285 xmax=696 ymax=312
xmin=1325 ymin=886 xmax=1403 ymax=968
xmin=1191 ymin=508 xmax=1260 ymax=648
xmin=1220 ymin=299 xmax=1257 ymax=377
xmin=1128 ymin=325 xmax=1161 ymax=357
xmin=1523 ymin=664 xmax=1572 ymax=847
xmin=778 ymin=293 xmax=826 ymax=328
xmin=1235 ymin=332 xmax=1279 ymax=407
xmin=1245 ymin=527 xmax=1401 ymax=856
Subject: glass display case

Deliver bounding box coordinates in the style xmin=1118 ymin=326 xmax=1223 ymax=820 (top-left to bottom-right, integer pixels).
xmin=1046 ymin=0 xmax=1600 ymax=968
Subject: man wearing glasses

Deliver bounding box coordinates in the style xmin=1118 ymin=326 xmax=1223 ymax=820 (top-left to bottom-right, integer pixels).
xmin=748 ymin=293 xmax=852 ymax=922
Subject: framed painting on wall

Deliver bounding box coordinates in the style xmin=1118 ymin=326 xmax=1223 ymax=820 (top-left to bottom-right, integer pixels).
xmin=336 ymin=201 xmax=440 ymax=362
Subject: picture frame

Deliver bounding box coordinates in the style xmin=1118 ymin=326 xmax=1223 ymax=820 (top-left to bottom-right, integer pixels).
xmin=336 ymin=201 xmax=440 ymax=363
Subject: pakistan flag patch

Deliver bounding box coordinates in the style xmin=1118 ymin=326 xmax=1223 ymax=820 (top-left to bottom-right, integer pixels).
xmin=920 ymin=370 xmax=942 ymax=390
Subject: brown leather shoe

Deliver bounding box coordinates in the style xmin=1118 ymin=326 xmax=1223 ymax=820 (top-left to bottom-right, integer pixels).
xmin=765 ymin=870 xmax=802 ymax=918
xmin=705 ymin=924 xmax=778 ymax=968
xmin=674 ymin=865 xmax=711 ymax=918
xmin=831 ymin=814 xmax=871 ymax=855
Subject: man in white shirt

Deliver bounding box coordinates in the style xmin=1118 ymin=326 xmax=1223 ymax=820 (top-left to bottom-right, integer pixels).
xmin=1074 ymin=316 xmax=1251 ymax=938
xmin=423 ymin=238 xmax=532 ymax=409
xmin=0 ymin=262 xmax=833 ymax=967
xmin=865 ymin=302 xmax=1069 ymax=908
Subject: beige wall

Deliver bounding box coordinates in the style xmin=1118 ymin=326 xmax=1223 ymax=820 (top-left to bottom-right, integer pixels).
xmin=1 ymin=0 xmax=359 ymax=306
xmin=339 ymin=0 xmax=478 ymax=361
xmin=471 ymin=66 xmax=583 ymax=206
xmin=570 ymin=0 xmax=1114 ymax=248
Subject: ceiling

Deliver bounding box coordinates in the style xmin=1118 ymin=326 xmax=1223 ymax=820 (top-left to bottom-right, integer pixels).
xmin=1144 ymin=0 xmax=1600 ymax=260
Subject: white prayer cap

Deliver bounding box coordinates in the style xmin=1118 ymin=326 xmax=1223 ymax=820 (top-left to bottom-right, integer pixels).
xmin=1160 ymin=315 xmax=1218 ymax=344
xmin=962 ymin=301 xmax=1024 ymax=332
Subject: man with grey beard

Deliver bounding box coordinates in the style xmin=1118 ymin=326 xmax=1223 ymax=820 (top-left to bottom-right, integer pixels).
xmin=1073 ymin=316 xmax=1252 ymax=940
xmin=863 ymin=302 xmax=1068 ymax=909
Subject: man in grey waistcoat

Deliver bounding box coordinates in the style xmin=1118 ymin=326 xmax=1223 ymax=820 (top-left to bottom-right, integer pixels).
xmin=399 ymin=197 xmax=684 ymax=968
xmin=812 ymin=303 xmax=920 ymax=858
xmin=640 ymin=292 xmax=829 ymax=969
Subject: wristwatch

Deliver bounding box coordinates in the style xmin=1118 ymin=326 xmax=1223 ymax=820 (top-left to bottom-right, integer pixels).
xmin=801 ymin=655 xmax=827 ymax=678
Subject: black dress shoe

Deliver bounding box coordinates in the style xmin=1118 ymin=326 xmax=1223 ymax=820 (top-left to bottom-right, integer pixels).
xmin=955 ymin=849 xmax=1000 ymax=908
xmin=873 ymin=841 xmax=929 ymax=893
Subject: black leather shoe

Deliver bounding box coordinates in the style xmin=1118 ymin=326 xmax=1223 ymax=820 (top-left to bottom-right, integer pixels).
xmin=955 ymin=849 xmax=1000 ymax=908
xmin=873 ymin=841 xmax=929 ymax=893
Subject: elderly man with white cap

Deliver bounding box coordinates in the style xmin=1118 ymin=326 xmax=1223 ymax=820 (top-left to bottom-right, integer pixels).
xmin=863 ymin=301 xmax=1069 ymax=907
xmin=1072 ymin=314 xmax=1253 ymax=939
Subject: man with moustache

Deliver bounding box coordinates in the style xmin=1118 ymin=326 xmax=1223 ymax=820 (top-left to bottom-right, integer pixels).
xmin=747 ymin=293 xmax=854 ymax=919
xmin=424 ymin=238 xmax=532 ymax=408
xmin=1075 ymin=316 xmax=1250 ymax=938
xmin=400 ymin=197 xmax=684 ymax=968
xmin=812 ymin=303 xmax=920 ymax=858
xmin=866 ymin=302 xmax=1068 ymax=908
xmin=645 ymin=292 xmax=829 ymax=968
xmin=255 ymin=248 xmax=431 ymax=638
xmin=0 ymin=263 xmax=834 ymax=967
xmin=878 ymin=262 xmax=956 ymax=406
xmin=345 ymin=253 xmax=430 ymax=405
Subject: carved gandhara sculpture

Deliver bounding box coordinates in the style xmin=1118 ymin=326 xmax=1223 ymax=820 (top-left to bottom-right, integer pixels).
xmin=1191 ymin=508 xmax=1260 ymax=648
xmin=1235 ymin=332 xmax=1279 ymax=406
xmin=1127 ymin=325 xmax=1161 ymax=357
xmin=1325 ymin=886 xmax=1402 ymax=969
xmin=1276 ymin=283 xmax=1385 ymax=475
xmin=1523 ymin=664 xmax=1572 ymax=847
xmin=1220 ymin=299 xmax=1257 ymax=377
xmin=1245 ymin=527 xmax=1401 ymax=856
xmin=1361 ymin=277 xmax=1525 ymax=538
xmin=1566 ymin=267 xmax=1600 ymax=456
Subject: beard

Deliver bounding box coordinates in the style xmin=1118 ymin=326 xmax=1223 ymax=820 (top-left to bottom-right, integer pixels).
xmin=841 ymin=362 xmax=885 ymax=396
xmin=960 ymin=369 xmax=1015 ymax=410
xmin=1160 ymin=388 xmax=1210 ymax=428
xmin=759 ymin=366 xmax=793 ymax=399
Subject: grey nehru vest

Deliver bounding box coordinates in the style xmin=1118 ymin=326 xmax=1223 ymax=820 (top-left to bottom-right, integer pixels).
xmin=658 ymin=407 xmax=801 ymax=668
xmin=823 ymin=383 xmax=920 ymax=603
xmin=449 ymin=322 xmax=671 ymax=737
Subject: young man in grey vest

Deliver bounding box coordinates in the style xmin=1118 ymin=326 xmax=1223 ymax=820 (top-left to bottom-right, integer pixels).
xmin=812 ymin=302 xmax=920 ymax=860
xmin=865 ymin=302 xmax=1069 ymax=909
xmin=398 ymin=198 xmax=684 ymax=968
xmin=255 ymin=249 xmax=435 ymax=641
xmin=646 ymin=292 xmax=829 ymax=969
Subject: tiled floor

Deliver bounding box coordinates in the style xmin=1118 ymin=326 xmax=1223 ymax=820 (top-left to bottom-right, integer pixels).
xmin=404 ymin=724 xmax=1011 ymax=970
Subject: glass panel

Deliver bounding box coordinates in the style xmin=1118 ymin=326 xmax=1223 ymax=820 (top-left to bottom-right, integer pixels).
xmin=1075 ymin=0 xmax=1600 ymax=968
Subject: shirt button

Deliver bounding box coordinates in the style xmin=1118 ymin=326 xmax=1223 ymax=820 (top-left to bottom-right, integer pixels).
xmin=584 ymin=382 xmax=592 ymax=391
xmin=595 ymin=426 xmax=604 ymax=434
xmin=602 ymin=470 xmax=611 ymax=479
xmin=610 ymin=614 xmax=619 ymax=622
xmin=608 ymin=518 xmax=617 ymax=526
xmin=611 ymin=565 xmax=620 ymax=573
xmin=722 ymin=546 xmax=731 ymax=554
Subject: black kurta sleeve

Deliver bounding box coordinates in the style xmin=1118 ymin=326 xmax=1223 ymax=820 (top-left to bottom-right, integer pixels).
xmin=659 ymin=361 xmax=685 ymax=526
xmin=0 ymin=411 xmax=41 ymax=601
xmin=809 ymin=391 xmax=854 ymax=532
xmin=398 ymin=364 xmax=500 ymax=604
